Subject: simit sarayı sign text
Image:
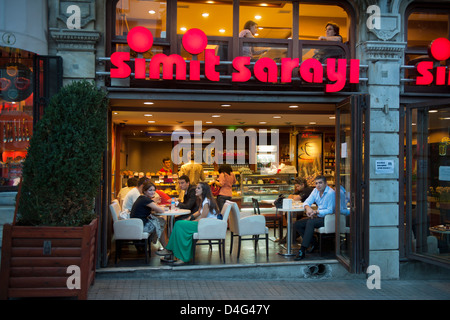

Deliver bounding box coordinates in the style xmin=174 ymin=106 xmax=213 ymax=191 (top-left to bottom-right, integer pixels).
xmin=110 ymin=27 xmax=360 ymax=93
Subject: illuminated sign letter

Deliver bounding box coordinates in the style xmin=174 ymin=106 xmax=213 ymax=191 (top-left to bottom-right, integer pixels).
xmin=254 ymin=58 xmax=278 ymax=83
xmin=110 ymin=52 xmax=131 ymax=78
xmin=281 ymin=58 xmax=299 ymax=83
xmin=300 ymin=58 xmax=323 ymax=83
xmin=149 ymin=54 xmax=186 ymax=80
xmin=232 ymin=57 xmax=251 ymax=82
xmin=326 ymin=59 xmax=347 ymax=92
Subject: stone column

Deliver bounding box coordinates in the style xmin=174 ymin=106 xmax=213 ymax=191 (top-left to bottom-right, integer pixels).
xmin=359 ymin=3 xmax=406 ymax=279
xmin=47 ymin=0 xmax=101 ymax=85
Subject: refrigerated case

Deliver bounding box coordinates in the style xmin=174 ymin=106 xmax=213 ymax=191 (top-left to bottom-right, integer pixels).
xmin=240 ymin=173 xmax=295 ymax=204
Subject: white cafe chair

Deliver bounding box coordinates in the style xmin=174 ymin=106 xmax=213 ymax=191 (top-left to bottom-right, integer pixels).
xmin=228 ymin=201 xmax=269 ymax=259
xmin=109 ymin=200 xmax=152 ymax=264
xmin=315 ymin=214 xmax=350 ymax=256
xmin=192 ymin=201 xmax=233 ymax=264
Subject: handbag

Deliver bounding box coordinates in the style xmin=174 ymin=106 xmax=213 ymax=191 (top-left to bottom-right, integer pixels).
xmin=274 ymin=194 xmax=285 ymax=209
xmin=210 ymin=184 xmax=221 ymax=196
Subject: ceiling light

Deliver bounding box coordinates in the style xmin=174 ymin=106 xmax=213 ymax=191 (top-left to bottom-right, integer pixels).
xmin=144 ymin=114 xmax=153 ymax=117
xmin=202 ymin=12 xmax=209 ymax=17
xmin=180 ymin=27 xmax=187 ymax=32
xmin=221 ymin=104 xmax=231 ymax=107
xmin=289 ymin=105 xmax=298 ymax=108
xmin=144 ymin=102 xmax=154 ymax=105
xmin=148 ymin=10 xmax=156 ymax=14
xmin=329 ymin=116 xmax=336 ymax=119
xmin=255 ymin=15 xmax=262 ymax=20
xmin=212 ymin=115 xmax=221 ymax=118
xmin=113 ymin=112 xmax=119 ymax=115
xmin=273 ymin=116 xmax=281 ymax=119
xmin=429 ymin=110 xmax=438 ymax=113
xmin=206 ymin=121 xmax=213 ymax=124
xmin=148 ymin=121 xmax=155 ymax=123
xmin=258 ymin=27 xmax=264 ymax=30
xmin=219 ymin=29 xmax=226 ymax=33
xmin=260 ymin=3 xmax=268 ymax=6
xmin=206 ymin=1 xmax=215 ymax=3
xmin=259 ymin=121 xmax=267 ymax=124
xmin=309 ymin=122 xmax=317 ymax=125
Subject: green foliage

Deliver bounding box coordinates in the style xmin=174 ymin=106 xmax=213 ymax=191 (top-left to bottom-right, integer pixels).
xmin=17 ymin=80 xmax=108 ymax=226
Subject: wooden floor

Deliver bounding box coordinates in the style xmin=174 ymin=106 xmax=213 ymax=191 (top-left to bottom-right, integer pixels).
xmin=107 ymin=227 xmax=337 ymax=268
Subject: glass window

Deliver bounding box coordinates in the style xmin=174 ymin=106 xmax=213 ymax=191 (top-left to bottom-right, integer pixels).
xmin=239 ymin=2 xmax=293 ymax=39
xmin=299 ymin=4 xmax=348 ymax=41
xmin=407 ymin=12 xmax=449 ymax=48
xmin=299 ymin=4 xmax=349 ymax=62
xmin=116 ymin=0 xmax=167 ymax=38
xmin=0 ymin=47 xmax=34 ymax=187
xmin=409 ymin=105 xmax=450 ymax=264
xmin=177 ymin=1 xmax=233 ymax=37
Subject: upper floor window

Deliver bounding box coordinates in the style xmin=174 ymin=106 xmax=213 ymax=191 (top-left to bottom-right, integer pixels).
xmin=299 ymin=4 xmax=348 ymax=42
xmin=116 ymin=0 xmax=167 ymax=38
xmin=239 ymin=2 xmax=293 ymax=39
xmin=177 ymin=1 xmax=233 ymax=37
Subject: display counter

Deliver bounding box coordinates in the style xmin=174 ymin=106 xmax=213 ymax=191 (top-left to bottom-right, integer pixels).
xmin=240 ymin=173 xmax=295 ymax=205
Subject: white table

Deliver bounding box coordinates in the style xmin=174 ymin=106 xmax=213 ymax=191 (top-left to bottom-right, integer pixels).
xmin=155 ymin=209 xmax=191 ymax=236
xmin=155 ymin=209 xmax=190 ymax=263
xmin=277 ymin=206 xmax=305 ymax=257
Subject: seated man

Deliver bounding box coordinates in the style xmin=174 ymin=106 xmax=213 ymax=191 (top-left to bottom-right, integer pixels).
xmin=289 ymin=177 xmax=314 ymax=202
xmin=122 ymin=177 xmax=149 ymax=212
xmin=175 ymin=175 xmax=199 ymax=220
xmin=293 ymin=175 xmax=335 ymax=260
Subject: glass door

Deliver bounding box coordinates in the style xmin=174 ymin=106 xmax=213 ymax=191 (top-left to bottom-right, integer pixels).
xmin=335 ymin=95 xmax=369 ymax=273
xmin=405 ymin=99 xmax=450 ymax=269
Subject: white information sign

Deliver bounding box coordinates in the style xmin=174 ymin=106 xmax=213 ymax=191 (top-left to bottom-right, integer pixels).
xmin=375 ymin=160 xmax=394 ymax=174
xmin=439 ymin=166 xmax=450 ymax=181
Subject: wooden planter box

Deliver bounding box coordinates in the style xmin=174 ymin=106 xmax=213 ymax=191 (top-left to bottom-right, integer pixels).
xmin=0 ymin=219 xmax=98 ymax=300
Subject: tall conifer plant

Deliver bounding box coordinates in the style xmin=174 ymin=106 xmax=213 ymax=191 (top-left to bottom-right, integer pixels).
xmin=17 ymin=81 xmax=108 ymax=226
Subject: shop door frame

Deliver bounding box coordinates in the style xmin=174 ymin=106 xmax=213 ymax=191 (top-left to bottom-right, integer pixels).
xmin=335 ymin=94 xmax=370 ymax=274
xmin=404 ymin=98 xmax=450 ymax=270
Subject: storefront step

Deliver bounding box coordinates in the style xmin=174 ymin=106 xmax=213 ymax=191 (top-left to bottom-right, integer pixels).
xmin=95 ymin=260 xmax=363 ymax=281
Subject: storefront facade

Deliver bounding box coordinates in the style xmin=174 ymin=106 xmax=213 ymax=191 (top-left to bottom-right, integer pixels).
xmin=2 ymin=0 xmax=450 ymax=279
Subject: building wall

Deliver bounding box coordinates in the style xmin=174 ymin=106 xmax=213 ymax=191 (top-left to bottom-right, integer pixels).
xmin=45 ymin=0 xmax=441 ymax=278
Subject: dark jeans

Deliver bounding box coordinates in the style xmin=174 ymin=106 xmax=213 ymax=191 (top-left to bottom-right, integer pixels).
xmin=294 ymin=217 xmax=324 ymax=248
xmin=217 ymin=195 xmax=232 ymax=212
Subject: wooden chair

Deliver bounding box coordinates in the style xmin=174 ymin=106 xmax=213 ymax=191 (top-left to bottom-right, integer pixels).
xmin=252 ymin=198 xmax=283 ymax=238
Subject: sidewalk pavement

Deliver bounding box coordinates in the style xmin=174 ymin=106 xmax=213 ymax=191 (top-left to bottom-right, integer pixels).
xmin=87 ymin=277 xmax=450 ymax=301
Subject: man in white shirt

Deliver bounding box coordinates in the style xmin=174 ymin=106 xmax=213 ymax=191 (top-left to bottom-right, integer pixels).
xmin=294 ymin=175 xmax=335 ymax=260
xmin=122 ymin=177 xmax=149 ymax=212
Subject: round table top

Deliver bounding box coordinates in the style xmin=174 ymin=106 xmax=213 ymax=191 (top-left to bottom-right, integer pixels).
xmin=156 ymin=209 xmax=191 ymax=216
xmin=278 ymin=207 xmax=304 ymax=212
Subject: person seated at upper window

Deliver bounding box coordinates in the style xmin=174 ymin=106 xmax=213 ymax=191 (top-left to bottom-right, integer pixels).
xmin=313 ymin=22 xmax=344 ymax=62
xmin=239 ymin=20 xmax=268 ymax=60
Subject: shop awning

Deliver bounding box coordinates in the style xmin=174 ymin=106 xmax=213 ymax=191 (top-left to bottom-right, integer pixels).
xmin=0 ymin=0 xmax=48 ymax=55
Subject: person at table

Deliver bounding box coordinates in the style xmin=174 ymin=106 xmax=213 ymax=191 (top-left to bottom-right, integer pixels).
xmin=289 ymin=177 xmax=314 ymax=202
xmin=175 ymin=174 xmax=199 ymax=220
xmin=117 ymin=177 xmax=138 ymax=208
xmin=166 ymin=182 xmax=221 ymax=265
xmin=293 ymin=175 xmax=335 ymax=260
xmin=313 ymin=22 xmax=344 ymax=63
xmin=122 ymin=176 xmax=150 ymax=212
xmin=239 ymin=20 xmax=268 ymax=60
xmin=213 ymin=164 xmax=236 ymax=212
xmin=130 ymin=181 xmax=171 ymax=256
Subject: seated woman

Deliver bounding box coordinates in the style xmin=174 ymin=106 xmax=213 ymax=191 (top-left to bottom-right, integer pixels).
xmin=130 ymin=181 xmax=171 ymax=256
xmin=313 ymin=22 xmax=344 ymax=62
xmin=166 ymin=182 xmax=221 ymax=265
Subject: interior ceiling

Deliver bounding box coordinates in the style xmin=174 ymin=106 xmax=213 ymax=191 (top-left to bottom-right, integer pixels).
xmin=110 ymin=100 xmax=337 ymax=127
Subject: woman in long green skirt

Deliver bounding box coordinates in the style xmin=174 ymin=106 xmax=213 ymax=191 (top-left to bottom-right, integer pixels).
xmin=166 ymin=182 xmax=220 ymax=264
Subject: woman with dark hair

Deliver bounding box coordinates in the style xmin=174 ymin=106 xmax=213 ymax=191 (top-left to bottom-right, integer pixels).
xmin=313 ymin=22 xmax=344 ymax=62
xmin=166 ymin=182 xmax=221 ymax=264
xmin=214 ymin=164 xmax=236 ymax=212
xmin=130 ymin=181 xmax=170 ymax=256
xmin=319 ymin=22 xmax=342 ymax=42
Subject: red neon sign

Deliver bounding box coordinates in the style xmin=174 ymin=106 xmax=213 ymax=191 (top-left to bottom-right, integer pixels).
xmin=416 ymin=38 xmax=450 ymax=86
xmin=110 ymin=27 xmax=361 ymax=93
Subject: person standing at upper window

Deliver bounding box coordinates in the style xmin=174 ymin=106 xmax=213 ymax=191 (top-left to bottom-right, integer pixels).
xmin=239 ymin=20 xmax=268 ymax=59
